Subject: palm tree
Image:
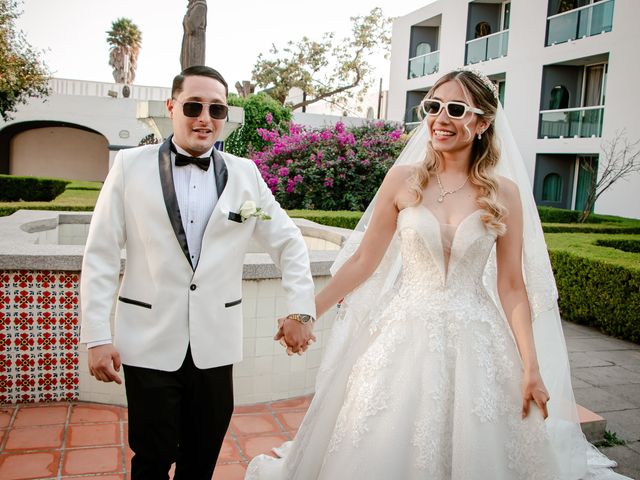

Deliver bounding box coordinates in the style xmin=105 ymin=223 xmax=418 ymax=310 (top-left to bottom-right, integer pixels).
xmin=106 ymin=18 xmax=142 ymax=84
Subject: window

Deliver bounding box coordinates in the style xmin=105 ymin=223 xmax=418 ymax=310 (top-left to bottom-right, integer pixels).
xmin=542 ymin=173 xmax=563 ymax=201
xmin=549 ymin=85 xmax=570 ymax=109
xmin=497 ymin=80 xmax=506 ymax=106
xmin=416 ymin=42 xmax=432 ymax=57
xmin=502 ymin=2 xmax=511 ymax=29
xmin=475 ymin=22 xmax=492 ymax=38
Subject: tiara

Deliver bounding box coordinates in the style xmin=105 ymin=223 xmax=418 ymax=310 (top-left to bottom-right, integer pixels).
xmin=455 ymin=67 xmax=499 ymax=100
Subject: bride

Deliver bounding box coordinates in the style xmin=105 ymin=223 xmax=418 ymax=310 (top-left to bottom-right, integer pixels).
xmin=245 ymin=69 xmax=629 ymax=480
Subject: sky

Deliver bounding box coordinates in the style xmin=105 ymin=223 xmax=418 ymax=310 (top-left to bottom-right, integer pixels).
xmin=16 ymin=0 xmax=431 ymax=92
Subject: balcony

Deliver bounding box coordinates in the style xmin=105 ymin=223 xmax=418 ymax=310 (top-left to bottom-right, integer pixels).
xmin=546 ymin=0 xmax=614 ymax=46
xmin=465 ymin=30 xmax=509 ymax=65
xmin=539 ymin=106 xmax=604 ymax=139
xmin=408 ymin=50 xmax=440 ymax=79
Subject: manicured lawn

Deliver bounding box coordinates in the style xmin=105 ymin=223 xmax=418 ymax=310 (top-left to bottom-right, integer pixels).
xmin=0 ymin=182 xmax=101 ymax=215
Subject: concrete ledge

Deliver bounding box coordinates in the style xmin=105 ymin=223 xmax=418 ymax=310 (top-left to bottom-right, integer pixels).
xmin=578 ymin=404 xmax=607 ymax=442
xmin=0 ymin=210 xmax=346 ymax=277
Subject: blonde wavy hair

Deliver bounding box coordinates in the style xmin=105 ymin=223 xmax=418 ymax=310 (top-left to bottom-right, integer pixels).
xmin=411 ymin=70 xmax=507 ymax=235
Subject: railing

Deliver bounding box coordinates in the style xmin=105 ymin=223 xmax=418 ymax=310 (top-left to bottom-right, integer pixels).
xmin=408 ymin=50 xmax=440 ymax=79
xmin=49 ymin=78 xmax=171 ymax=101
xmin=538 ymin=106 xmax=604 ymax=138
xmin=465 ymin=30 xmax=509 ymax=65
xmin=546 ymin=0 xmax=614 ymax=46
xmin=405 ymin=121 xmax=421 ymax=132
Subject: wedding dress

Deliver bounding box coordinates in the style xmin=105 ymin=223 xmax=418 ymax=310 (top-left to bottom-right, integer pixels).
xmin=246 ymin=109 xmax=630 ymax=479
xmin=246 ymin=204 xmax=564 ymax=479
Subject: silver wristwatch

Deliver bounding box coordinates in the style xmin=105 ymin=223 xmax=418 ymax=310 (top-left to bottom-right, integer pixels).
xmin=287 ymin=313 xmax=315 ymax=325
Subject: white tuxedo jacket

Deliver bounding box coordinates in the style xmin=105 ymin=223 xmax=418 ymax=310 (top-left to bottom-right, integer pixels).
xmin=80 ymin=138 xmax=315 ymax=371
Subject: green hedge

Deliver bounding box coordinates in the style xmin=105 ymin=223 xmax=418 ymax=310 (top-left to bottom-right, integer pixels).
xmin=546 ymin=233 xmax=640 ymax=343
xmin=0 ymin=204 xmax=95 ymax=217
xmin=537 ymin=206 xmax=607 ymax=224
xmin=287 ymin=210 xmax=363 ymax=230
xmin=0 ymin=175 xmax=69 ymax=201
xmin=542 ymin=223 xmax=640 ymax=234
xmin=595 ymin=239 xmax=640 ymax=253
xmin=550 ymin=251 xmax=639 ymax=343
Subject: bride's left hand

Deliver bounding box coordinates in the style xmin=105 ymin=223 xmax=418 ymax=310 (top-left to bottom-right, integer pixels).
xmin=521 ymin=369 xmax=550 ymax=419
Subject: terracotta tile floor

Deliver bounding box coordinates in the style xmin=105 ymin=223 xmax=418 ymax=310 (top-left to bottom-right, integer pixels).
xmin=0 ymin=395 xmax=312 ymax=480
xmin=0 ymin=395 xmax=603 ymax=480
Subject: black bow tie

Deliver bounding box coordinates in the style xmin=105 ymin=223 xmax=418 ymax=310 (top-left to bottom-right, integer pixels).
xmin=175 ymin=153 xmax=211 ymax=171
xmin=171 ymin=144 xmax=211 ymax=171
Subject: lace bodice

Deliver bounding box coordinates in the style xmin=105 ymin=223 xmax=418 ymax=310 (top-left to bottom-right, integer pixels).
xmin=397 ymin=206 xmax=497 ymax=306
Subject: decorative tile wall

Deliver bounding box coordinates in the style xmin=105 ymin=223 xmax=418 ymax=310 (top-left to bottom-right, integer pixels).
xmin=0 ymin=270 xmax=80 ymax=403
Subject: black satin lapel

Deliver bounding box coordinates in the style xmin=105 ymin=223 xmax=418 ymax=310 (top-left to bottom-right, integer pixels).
xmin=158 ymin=136 xmax=193 ymax=268
xmin=213 ymin=148 xmax=228 ymax=198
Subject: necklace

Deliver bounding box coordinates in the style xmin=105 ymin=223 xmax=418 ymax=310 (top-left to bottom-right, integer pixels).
xmin=436 ymin=173 xmax=470 ymax=203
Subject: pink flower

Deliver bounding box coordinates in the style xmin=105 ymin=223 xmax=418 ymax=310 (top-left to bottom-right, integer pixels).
xmin=267 ymin=177 xmax=279 ymax=188
xmin=324 ymin=178 xmax=334 ymax=188
xmin=389 ymin=129 xmax=403 ymax=141
xmin=278 ymin=167 xmax=289 ymax=177
xmin=266 ymin=112 xmax=273 ymax=125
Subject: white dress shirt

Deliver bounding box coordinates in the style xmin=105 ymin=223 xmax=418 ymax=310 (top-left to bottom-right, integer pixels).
xmin=88 ymin=141 xmax=219 ymax=349
xmin=171 ymin=141 xmax=218 ymax=267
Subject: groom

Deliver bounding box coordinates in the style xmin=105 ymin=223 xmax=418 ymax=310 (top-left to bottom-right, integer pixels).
xmin=80 ymin=65 xmax=316 ymax=479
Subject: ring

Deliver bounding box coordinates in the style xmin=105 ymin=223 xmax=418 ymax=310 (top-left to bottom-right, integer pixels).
xmin=307 ymin=339 xmax=314 ymax=345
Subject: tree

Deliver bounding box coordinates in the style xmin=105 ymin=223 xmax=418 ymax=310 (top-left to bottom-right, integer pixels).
xmin=224 ymin=93 xmax=291 ymax=157
xmin=106 ymin=18 xmax=142 ymax=84
xmin=579 ymin=130 xmax=640 ymax=222
xmin=0 ymin=0 xmax=49 ymax=121
xmin=251 ymin=8 xmax=390 ymax=112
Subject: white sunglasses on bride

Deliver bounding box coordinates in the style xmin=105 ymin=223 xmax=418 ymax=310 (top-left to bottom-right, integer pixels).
xmin=421 ymin=99 xmax=484 ymax=119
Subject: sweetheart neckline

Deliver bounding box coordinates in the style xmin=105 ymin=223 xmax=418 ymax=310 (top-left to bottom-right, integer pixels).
xmin=398 ymin=206 xmax=486 ymax=285
xmin=399 ymin=205 xmax=483 ymax=232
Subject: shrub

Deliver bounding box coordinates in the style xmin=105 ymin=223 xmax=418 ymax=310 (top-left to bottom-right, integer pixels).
xmin=549 ymin=250 xmax=640 ymax=343
xmin=225 ymin=93 xmax=292 ymax=157
xmin=252 ymin=120 xmax=406 ymax=211
xmin=0 ymin=175 xmax=68 ymax=201
xmin=542 ymin=224 xmax=640 ymax=234
xmin=546 ymin=233 xmax=640 ymax=343
xmin=595 ymin=239 xmax=640 ymax=253
xmin=538 ymin=206 xmax=616 ymax=224
xmin=287 ymin=210 xmax=363 ymax=230
xmin=0 ymin=204 xmax=95 ymax=217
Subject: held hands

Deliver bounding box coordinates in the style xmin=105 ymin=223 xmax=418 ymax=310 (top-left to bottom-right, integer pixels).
xmin=274 ymin=316 xmax=316 ymax=356
xmin=88 ymin=344 xmax=122 ymax=384
xmin=521 ymin=369 xmax=550 ymax=419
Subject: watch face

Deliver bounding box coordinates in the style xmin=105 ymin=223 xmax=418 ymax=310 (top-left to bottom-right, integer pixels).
xmin=299 ymin=314 xmax=311 ymax=323
xmin=289 ymin=314 xmax=313 ymax=324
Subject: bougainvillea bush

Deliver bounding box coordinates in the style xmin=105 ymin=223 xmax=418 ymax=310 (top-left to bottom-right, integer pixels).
xmin=250 ymin=120 xmax=406 ymax=210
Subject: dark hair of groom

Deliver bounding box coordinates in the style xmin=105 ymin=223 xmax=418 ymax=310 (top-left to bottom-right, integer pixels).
xmin=171 ymin=65 xmax=229 ymax=98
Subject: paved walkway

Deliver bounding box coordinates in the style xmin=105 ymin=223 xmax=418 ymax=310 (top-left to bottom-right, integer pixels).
xmin=564 ymin=321 xmax=640 ymax=479
xmin=0 ymin=321 xmax=638 ymax=479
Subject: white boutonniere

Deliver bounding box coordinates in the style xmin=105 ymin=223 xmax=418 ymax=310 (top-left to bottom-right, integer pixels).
xmin=239 ymin=200 xmax=271 ymax=222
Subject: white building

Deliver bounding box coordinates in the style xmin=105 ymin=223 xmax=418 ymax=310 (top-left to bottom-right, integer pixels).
xmin=286 ymin=86 xmax=389 ymax=120
xmin=388 ymin=0 xmax=639 ymax=219
xmin=0 ymin=79 xmax=243 ymax=182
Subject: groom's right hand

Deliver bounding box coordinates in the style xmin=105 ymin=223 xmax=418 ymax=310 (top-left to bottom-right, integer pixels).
xmin=88 ymin=344 xmax=122 ymax=384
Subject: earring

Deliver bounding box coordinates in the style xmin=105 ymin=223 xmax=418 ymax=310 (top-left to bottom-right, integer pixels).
xmin=477 ymin=132 xmax=482 ymax=140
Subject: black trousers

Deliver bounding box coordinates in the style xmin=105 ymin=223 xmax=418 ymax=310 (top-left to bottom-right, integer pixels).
xmin=123 ymin=347 xmax=234 ymax=480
